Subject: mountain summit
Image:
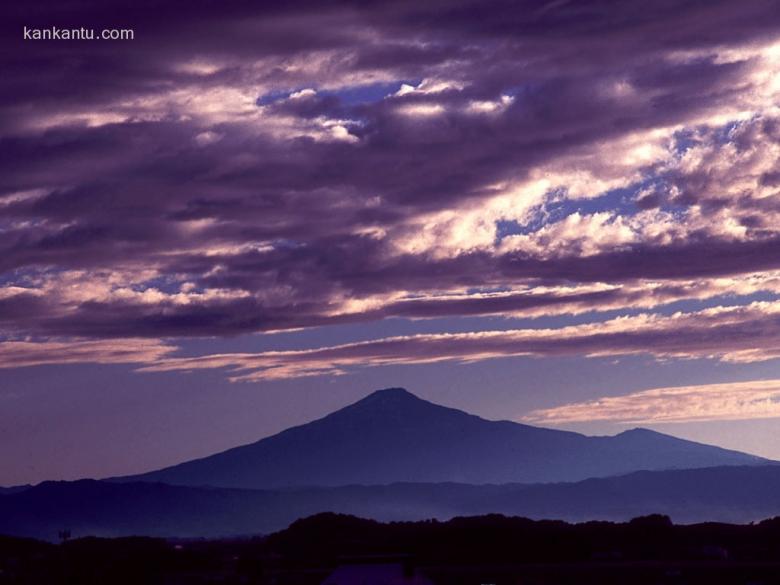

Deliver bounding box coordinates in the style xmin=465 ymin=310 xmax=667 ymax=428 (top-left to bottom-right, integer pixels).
xmin=117 ymin=388 xmax=767 ymax=489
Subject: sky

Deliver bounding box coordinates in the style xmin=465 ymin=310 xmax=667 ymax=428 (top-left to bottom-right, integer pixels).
xmin=2 ymin=0 xmax=780 ymax=485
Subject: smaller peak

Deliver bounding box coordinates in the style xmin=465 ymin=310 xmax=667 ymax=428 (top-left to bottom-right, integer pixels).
xmin=618 ymin=427 xmax=664 ymax=437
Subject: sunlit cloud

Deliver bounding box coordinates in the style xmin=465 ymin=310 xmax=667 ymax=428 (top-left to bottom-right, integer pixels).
xmin=0 ymin=339 xmax=176 ymax=369
xmin=2 ymin=0 xmax=780 ymax=381
xmin=136 ymin=301 xmax=780 ymax=381
xmin=523 ymin=379 xmax=780 ymax=424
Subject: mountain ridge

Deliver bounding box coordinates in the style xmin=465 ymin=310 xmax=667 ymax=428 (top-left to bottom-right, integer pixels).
xmin=112 ymin=387 xmax=767 ymax=489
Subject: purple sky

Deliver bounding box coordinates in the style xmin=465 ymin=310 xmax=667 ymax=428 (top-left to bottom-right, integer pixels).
xmin=2 ymin=0 xmax=780 ymax=485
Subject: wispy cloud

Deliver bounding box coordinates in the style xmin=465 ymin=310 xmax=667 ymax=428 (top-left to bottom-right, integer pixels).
xmin=0 ymin=339 xmax=176 ymax=369
xmin=137 ymin=301 xmax=780 ymax=381
xmin=523 ymin=379 xmax=780 ymax=424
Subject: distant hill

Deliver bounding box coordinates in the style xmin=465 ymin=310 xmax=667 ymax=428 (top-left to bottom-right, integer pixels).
xmin=115 ymin=388 xmax=768 ymax=489
xmin=0 ymin=484 xmax=31 ymax=495
xmin=4 ymin=465 xmax=780 ymax=540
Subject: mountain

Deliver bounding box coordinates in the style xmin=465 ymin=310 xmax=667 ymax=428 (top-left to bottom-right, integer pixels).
xmin=115 ymin=388 xmax=767 ymax=489
xmin=4 ymin=466 xmax=780 ymax=540
xmin=0 ymin=484 xmax=31 ymax=495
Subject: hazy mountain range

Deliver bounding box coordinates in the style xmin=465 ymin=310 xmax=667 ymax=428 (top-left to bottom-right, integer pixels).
xmin=1 ymin=388 xmax=778 ymax=540
xmin=4 ymin=466 xmax=780 ymax=540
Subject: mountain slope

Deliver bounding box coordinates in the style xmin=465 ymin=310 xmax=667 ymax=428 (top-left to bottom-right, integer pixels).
xmin=4 ymin=465 xmax=780 ymax=540
xmin=116 ymin=388 xmax=767 ymax=489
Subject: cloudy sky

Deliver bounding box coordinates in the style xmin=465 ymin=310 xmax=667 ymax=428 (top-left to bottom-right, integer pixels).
xmin=3 ymin=0 xmax=780 ymax=485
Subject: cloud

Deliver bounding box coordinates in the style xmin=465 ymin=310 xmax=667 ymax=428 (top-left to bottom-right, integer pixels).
xmin=138 ymin=301 xmax=780 ymax=381
xmin=522 ymin=379 xmax=780 ymax=424
xmin=0 ymin=339 xmax=176 ymax=369
xmin=2 ymin=0 xmax=780 ymax=374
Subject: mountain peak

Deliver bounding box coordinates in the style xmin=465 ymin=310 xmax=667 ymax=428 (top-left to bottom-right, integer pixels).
xmin=299 ymin=387 xmax=482 ymax=435
xmin=340 ymin=387 xmax=436 ymax=417
xmin=362 ymin=387 xmax=418 ymax=401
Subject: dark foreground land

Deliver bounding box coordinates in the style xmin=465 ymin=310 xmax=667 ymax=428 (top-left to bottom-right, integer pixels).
xmin=3 ymin=513 xmax=780 ymax=585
